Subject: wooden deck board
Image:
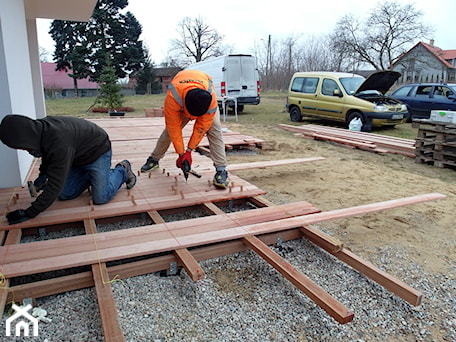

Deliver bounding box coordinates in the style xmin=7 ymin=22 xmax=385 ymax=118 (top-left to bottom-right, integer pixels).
xmin=0 ymin=117 xmax=441 ymax=331
xmin=0 ymin=193 xmax=444 ymax=278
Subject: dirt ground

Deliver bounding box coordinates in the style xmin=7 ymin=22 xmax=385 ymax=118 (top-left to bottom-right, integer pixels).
xmin=223 ymin=122 xmax=455 ymax=278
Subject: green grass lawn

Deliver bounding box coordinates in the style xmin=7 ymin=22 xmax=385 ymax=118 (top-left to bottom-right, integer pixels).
xmin=45 ymin=91 xmax=419 ymax=140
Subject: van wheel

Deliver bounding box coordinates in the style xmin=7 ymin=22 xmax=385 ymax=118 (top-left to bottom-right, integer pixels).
xmin=237 ymin=105 xmax=244 ymax=113
xmin=290 ymin=107 xmax=302 ymax=122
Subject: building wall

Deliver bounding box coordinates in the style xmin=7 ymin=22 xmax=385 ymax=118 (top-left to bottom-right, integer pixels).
xmin=0 ymin=0 xmax=36 ymax=187
xmin=392 ymin=45 xmax=454 ymax=84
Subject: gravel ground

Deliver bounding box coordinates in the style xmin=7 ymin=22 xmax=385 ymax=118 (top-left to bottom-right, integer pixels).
xmin=1 ymin=219 xmax=454 ymax=342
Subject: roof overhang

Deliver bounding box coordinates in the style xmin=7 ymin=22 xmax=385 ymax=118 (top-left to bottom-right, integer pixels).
xmin=25 ymin=0 xmax=97 ymax=21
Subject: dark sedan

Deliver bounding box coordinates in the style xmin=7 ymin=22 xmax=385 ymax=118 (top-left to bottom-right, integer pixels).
xmin=391 ymin=83 xmax=456 ymax=121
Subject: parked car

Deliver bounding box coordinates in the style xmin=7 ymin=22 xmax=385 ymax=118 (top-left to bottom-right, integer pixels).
xmin=390 ymin=83 xmax=456 ymax=121
xmin=286 ymin=71 xmax=407 ymax=131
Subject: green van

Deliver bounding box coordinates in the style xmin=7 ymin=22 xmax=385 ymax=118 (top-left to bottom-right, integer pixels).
xmin=286 ymin=71 xmax=407 ymax=131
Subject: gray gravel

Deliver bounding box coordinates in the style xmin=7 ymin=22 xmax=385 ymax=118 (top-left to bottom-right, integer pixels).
xmin=1 ymin=221 xmax=455 ymax=341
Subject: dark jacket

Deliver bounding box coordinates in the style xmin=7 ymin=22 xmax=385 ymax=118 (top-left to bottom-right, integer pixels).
xmin=0 ymin=115 xmax=111 ymax=217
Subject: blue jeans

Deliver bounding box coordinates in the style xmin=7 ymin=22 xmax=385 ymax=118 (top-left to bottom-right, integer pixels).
xmin=59 ymin=150 xmax=127 ymax=204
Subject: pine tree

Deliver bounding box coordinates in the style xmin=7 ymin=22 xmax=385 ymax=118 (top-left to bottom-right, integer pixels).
xmin=50 ymin=0 xmax=145 ymax=83
xmin=96 ymin=64 xmax=124 ymax=111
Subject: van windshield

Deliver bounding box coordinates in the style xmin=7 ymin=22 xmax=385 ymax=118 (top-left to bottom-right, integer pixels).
xmin=339 ymin=77 xmax=365 ymax=95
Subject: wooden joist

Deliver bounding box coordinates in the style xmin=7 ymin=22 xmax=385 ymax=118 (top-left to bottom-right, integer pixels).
xmin=84 ymin=219 xmax=125 ymax=341
xmin=0 ymin=229 xmax=22 ymax=320
xmin=243 ymin=235 xmax=354 ymax=324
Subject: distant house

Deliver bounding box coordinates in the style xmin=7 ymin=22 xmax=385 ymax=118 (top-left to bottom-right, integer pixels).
xmin=127 ymin=66 xmax=181 ymax=94
xmin=41 ymin=62 xmax=99 ymax=98
xmin=155 ymin=67 xmax=181 ymax=93
xmin=391 ymin=41 xmax=456 ymax=84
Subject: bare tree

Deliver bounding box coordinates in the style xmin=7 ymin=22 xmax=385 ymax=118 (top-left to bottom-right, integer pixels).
xmin=39 ymin=46 xmax=51 ymax=62
xmin=169 ymin=16 xmax=225 ymax=66
xmin=332 ymin=1 xmax=433 ymax=70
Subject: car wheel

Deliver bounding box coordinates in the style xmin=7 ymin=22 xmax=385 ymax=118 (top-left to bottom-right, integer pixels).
xmin=237 ymin=105 xmax=244 ymax=113
xmin=290 ymin=107 xmax=302 ymax=122
xmin=346 ymin=112 xmax=365 ymax=127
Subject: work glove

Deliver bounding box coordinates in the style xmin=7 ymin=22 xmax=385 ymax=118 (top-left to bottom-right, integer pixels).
xmin=6 ymin=209 xmax=31 ymax=225
xmin=176 ymin=149 xmax=192 ymax=170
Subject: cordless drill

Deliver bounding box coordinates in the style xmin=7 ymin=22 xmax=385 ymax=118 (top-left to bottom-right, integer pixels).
xmin=181 ymin=159 xmax=191 ymax=181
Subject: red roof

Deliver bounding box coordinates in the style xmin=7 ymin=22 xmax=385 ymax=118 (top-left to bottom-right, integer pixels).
xmin=418 ymin=42 xmax=454 ymax=68
xmin=41 ymin=62 xmax=99 ymax=89
xmin=442 ymin=50 xmax=456 ymax=60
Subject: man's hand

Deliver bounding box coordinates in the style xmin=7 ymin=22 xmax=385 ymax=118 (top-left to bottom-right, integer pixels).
xmin=176 ymin=149 xmax=192 ymax=170
xmin=6 ymin=209 xmax=31 ymax=225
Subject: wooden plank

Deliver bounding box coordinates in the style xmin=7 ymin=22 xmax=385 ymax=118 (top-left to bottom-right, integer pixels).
xmin=306 ymin=238 xmax=423 ymax=306
xmin=84 ymin=219 xmax=125 ymax=342
xmin=0 ymin=201 xmax=317 ymax=265
xmin=278 ymin=124 xmax=416 ymax=157
xmin=174 ymin=248 xmax=205 ymax=281
xmin=92 ymin=262 xmax=125 ymax=342
xmin=0 ymin=229 xmax=22 ymax=320
xmin=7 ymin=229 xmax=303 ymax=303
xmin=299 ymin=224 xmax=343 ymax=253
xmin=243 ymin=235 xmax=354 ymax=324
xmin=227 ymin=157 xmax=326 ymax=171
xmin=148 ymin=210 xmax=205 ymax=280
xmin=0 ymin=193 xmax=445 ymax=278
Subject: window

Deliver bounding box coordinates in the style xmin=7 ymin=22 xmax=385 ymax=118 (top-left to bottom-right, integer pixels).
xmin=322 ymin=79 xmax=339 ymax=96
xmin=416 ymin=86 xmax=432 ymax=97
xmin=291 ymin=77 xmax=318 ymax=93
xmin=393 ymin=86 xmax=413 ymax=97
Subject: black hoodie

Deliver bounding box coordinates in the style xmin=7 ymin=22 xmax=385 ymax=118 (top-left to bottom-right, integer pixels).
xmin=0 ymin=115 xmax=111 ymax=217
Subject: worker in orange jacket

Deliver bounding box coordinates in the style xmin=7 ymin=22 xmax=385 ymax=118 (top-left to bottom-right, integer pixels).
xmin=141 ymin=69 xmax=229 ymax=188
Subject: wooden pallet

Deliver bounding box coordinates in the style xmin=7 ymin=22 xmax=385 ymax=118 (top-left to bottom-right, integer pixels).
xmin=0 ymin=117 xmax=447 ymax=340
xmin=413 ymin=119 xmax=456 ymax=169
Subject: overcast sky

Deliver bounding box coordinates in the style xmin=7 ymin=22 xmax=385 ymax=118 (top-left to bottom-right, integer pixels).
xmin=37 ymin=0 xmax=455 ymax=64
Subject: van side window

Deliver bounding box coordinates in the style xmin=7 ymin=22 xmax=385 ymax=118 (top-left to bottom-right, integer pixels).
xmin=291 ymin=77 xmax=318 ymax=93
xmin=322 ymin=79 xmax=339 ymax=96
xmin=290 ymin=78 xmax=305 ymax=92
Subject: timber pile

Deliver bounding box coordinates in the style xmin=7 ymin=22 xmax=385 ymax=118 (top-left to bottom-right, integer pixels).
xmin=0 ymin=117 xmax=446 ymax=341
xmin=413 ymin=119 xmax=456 ymax=169
xmin=279 ymin=124 xmax=416 ymax=157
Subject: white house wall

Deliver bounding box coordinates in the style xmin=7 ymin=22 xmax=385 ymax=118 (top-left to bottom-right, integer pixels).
xmin=0 ymin=0 xmax=37 ymax=188
xmin=0 ymin=0 xmax=96 ymax=189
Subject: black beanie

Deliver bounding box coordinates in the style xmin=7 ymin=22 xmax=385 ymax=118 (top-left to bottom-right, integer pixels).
xmin=185 ymin=88 xmax=212 ymax=116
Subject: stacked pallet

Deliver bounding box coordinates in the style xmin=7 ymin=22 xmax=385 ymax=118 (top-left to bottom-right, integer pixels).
xmin=413 ymin=119 xmax=456 ymax=169
xmin=278 ymin=124 xmax=416 ymax=157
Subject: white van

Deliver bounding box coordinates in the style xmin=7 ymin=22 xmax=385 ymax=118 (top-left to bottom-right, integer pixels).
xmin=186 ymin=54 xmax=261 ymax=112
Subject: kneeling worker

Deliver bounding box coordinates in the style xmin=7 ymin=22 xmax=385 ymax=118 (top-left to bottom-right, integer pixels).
xmin=0 ymin=114 xmax=136 ymax=225
xmin=140 ymin=69 xmax=229 ymax=188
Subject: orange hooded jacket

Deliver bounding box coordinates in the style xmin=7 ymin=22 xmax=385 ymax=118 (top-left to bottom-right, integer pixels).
xmin=164 ymin=70 xmax=218 ymax=155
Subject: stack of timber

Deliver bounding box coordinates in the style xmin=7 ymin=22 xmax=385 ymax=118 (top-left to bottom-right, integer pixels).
xmin=279 ymin=124 xmax=416 ymax=157
xmin=0 ymin=117 xmax=447 ymax=340
xmin=413 ymin=119 xmax=456 ymax=169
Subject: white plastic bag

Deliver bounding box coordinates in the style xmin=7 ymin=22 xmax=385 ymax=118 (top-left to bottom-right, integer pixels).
xmin=349 ymin=117 xmax=362 ymax=131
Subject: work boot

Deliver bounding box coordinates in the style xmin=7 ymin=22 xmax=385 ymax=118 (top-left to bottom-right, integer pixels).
xmin=117 ymin=160 xmax=137 ymax=189
xmin=213 ymin=170 xmax=229 ymax=189
xmin=140 ymin=156 xmax=159 ymax=172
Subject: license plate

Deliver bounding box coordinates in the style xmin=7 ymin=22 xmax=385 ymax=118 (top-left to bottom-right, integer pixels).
xmin=392 ymin=114 xmax=404 ymax=120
